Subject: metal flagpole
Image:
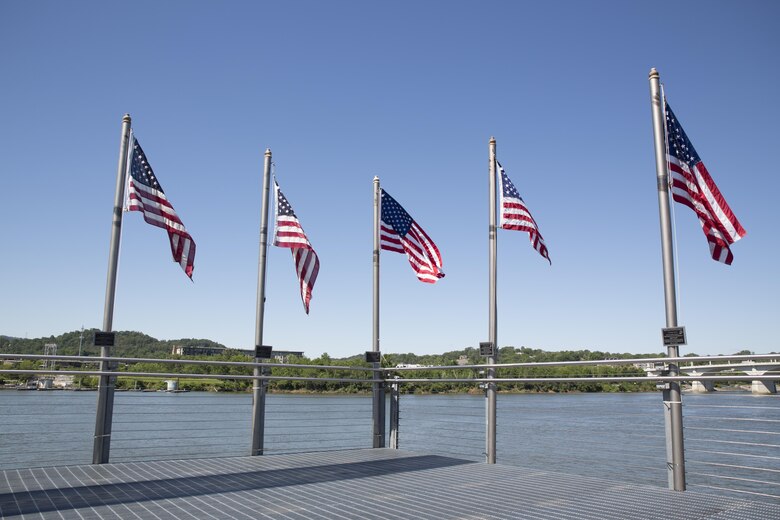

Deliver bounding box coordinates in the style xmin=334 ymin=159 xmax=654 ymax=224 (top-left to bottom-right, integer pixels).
xmin=372 ymin=176 xmax=385 ymax=448
xmin=486 ymin=137 xmax=498 ymax=464
xmin=93 ymin=113 xmax=132 ymax=464
xmin=251 ymin=148 xmax=273 ymax=456
xmin=648 ymin=68 xmax=686 ymax=491
xmin=373 ymin=177 xmax=380 ymax=357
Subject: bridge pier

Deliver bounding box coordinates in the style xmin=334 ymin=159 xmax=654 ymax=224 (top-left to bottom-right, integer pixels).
xmin=748 ymin=368 xmax=777 ymax=394
xmin=689 ymin=371 xmax=715 ymax=393
xmin=751 ymin=379 xmax=777 ymax=394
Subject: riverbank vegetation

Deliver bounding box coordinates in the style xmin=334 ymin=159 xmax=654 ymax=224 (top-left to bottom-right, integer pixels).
xmin=1 ymin=329 xmax=754 ymax=394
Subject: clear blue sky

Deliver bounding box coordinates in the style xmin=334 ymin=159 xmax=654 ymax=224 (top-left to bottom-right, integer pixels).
xmin=1 ymin=1 xmax=778 ymax=358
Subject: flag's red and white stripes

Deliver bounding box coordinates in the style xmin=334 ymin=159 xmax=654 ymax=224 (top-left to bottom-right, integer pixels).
xmin=664 ymin=102 xmax=746 ymax=265
xmin=273 ymin=181 xmax=319 ymax=314
xmin=668 ymin=157 xmax=746 ymax=264
xmin=380 ymin=221 xmax=444 ymax=283
xmin=498 ymin=162 xmax=550 ymax=264
xmin=126 ymin=137 xmax=196 ymax=279
xmin=379 ymin=188 xmax=444 ymax=283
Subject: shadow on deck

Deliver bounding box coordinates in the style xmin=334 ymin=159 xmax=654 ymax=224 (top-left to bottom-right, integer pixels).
xmin=1 ymin=449 xmax=778 ymax=519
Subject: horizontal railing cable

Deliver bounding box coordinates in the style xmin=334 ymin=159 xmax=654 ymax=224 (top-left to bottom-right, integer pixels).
xmin=685 ymin=426 xmax=780 ymax=436
xmin=0 ymin=353 xmax=374 ymax=372
xmin=686 ymin=447 xmax=780 ymax=461
xmin=685 ymin=404 xmax=780 ymax=411
xmin=687 ymin=483 xmax=780 ymax=501
xmin=685 ymin=437 xmax=780 ymax=449
xmin=684 ymin=415 xmax=780 ymax=423
xmin=686 ymin=460 xmax=780 ymax=475
xmin=685 ymin=471 xmax=780 ymax=488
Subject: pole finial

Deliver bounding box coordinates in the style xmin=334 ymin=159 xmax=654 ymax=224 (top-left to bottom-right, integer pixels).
xmin=373 ymin=175 xmax=379 ymax=182
xmin=265 ymin=148 xmax=272 ymax=157
xmin=489 ymin=136 xmax=496 ymax=144
xmin=122 ymin=114 xmax=131 ymax=123
xmin=649 ymin=68 xmax=660 ymax=80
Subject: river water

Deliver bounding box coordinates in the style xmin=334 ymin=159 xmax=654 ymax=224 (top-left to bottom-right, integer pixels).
xmin=1 ymin=389 xmax=777 ymax=503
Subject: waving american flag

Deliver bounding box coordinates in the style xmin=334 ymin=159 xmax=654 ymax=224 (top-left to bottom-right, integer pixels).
xmin=126 ymin=136 xmax=196 ymax=279
xmin=273 ymin=180 xmax=320 ymax=314
xmin=498 ymin=161 xmax=550 ymax=264
xmin=665 ymin=102 xmax=746 ymax=264
xmin=380 ymin=188 xmax=444 ymax=283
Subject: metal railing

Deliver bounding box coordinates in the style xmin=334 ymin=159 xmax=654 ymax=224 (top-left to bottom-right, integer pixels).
xmin=2 ymin=352 xmax=779 ymax=502
xmin=384 ymin=354 xmax=780 ymax=501
xmin=494 ymin=393 xmax=668 ymax=487
xmin=682 ymin=393 xmax=780 ymax=501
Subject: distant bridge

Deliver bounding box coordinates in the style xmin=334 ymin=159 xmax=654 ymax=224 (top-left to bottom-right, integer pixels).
xmin=643 ymin=359 xmax=780 ymax=394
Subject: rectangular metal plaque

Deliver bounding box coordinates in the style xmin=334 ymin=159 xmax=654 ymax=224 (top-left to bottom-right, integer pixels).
xmin=662 ymin=327 xmax=686 ymax=346
xmin=255 ymin=345 xmax=273 ymax=359
xmin=479 ymin=342 xmax=495 ymax=357
xmin=365 ymin=351 xmax=380 ymax=363
xmin=94 ymin=332 xmax=115 ymax=347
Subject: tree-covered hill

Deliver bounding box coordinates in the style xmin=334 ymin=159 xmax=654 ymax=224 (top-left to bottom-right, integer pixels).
xmin=1 ymin=329 xmax=679 ymax=363
xmin=0 ymin=330 xmax=227 ymax=358
xmin=2 ymin=329 xmax=763 ymax=393
xmin=11 ymin=329 xmax=764 ymax=370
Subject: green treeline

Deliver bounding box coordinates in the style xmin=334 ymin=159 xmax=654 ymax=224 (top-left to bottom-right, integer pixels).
xmin=0 ymin=329 xmax=223 ymax=358
xmin=1 ymin=330 xmax=674 ymax=393
xmin=382 ymin=347 xmax=661 ymax=393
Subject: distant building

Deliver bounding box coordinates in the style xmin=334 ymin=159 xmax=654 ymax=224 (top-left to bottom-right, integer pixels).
xmin=229 ymin=348 xmax=306 ymax=362
xmin=271 ymin=350 xmax=304 ymax=362
xmin=171 ymin=345 xmax=226 ymax=357
xmin=52 ymin=375 xmax=74 ymax=389
xmin=170 ymin=345 xmax=305 ymax=362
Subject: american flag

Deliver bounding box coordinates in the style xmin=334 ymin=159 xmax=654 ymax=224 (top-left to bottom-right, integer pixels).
xmin=665 ymin=102 xmax=746 ymax=264
xmin=126 ymin=136 xmax=196 ymax=279
xmin=273 ymin=180 xmax=320 ymax=314
xmin=498 ymin=161 xmax=551 ymax=264
xmin=380 ymin=188 xmax=444 ymax=283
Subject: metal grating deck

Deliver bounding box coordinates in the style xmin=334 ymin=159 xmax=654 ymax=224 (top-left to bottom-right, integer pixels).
xmin=1 ymin=449 xmax=778 ymax=519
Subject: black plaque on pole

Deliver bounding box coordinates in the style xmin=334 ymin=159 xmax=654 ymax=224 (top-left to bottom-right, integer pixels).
xmin=255 ymin=345 xmax=273 ymax=359
xmin=365 ymin=351 xmax=380 ymax=363
xmin=94 ymin=332 xmax=115 ymax=347
xmin=662 ymin=327 xmax=686 ymax=347
xmin=479 ymin=341 xmax=495 ymax=357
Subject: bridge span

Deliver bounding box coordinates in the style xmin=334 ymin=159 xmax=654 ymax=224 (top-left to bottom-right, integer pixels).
xmin=644 ymin=360 xmax=780 ymax=394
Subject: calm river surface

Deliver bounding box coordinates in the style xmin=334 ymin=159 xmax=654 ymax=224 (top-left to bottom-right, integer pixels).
xmin=1 ymin=390 xmax=777 ymax=502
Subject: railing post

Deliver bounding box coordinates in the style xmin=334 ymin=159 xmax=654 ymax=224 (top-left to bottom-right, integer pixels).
xmin=92 ymin=352 xmax=115 ymax=464
xmin=251 ymin=363 xmax=269 ymax=456
xmin=372 ymin=362 xmax=386 ymax=448
xmin=389 ymin=376 xmax=400 ymax=449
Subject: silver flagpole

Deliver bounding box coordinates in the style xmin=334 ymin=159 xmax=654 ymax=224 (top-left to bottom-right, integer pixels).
xmin=487 ymin=137 xmax=498 ymax=464
xmin=372 ymin=176 xmax=385 ymax=447
xmin=373 ymin=176 xmax=380 ymax=355
xmin=648 ymin=68 xmax=686 ymax=491
xmin=93 ymin=113 xmax=132 ymax=464
xmin=251 ymin=148 xmax=272 ymax=456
